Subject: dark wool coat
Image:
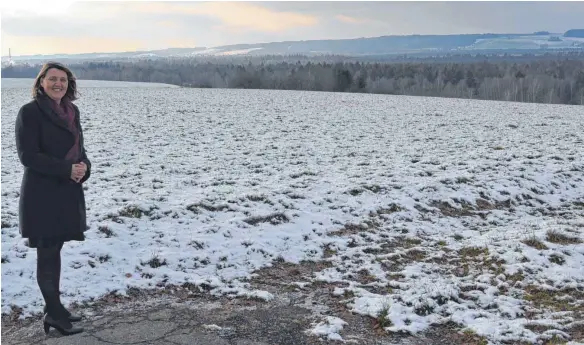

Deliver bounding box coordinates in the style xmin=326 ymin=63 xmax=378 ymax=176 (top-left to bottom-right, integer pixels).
xmin=15 ymin=95 xmax=91 ymax=241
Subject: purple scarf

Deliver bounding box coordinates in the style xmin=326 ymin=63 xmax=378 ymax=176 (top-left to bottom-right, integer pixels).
xmin=48 ymin=97 xmax=81 ymax=162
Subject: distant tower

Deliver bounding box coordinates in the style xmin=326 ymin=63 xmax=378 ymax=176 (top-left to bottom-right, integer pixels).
xmin=3 ymin=48 xmax=14 ymax=67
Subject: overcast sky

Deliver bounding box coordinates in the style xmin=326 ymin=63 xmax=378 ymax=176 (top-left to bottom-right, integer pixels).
xmin=2 ymin=1 xmax=583 ymax=56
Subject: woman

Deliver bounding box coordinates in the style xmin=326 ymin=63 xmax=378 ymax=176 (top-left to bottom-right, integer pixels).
xmin=15 ymin=61 xmax=91 ymax=336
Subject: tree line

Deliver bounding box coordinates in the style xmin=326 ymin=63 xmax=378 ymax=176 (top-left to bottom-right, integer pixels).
xmin=3 ymin=55 xmax=584 ymax=105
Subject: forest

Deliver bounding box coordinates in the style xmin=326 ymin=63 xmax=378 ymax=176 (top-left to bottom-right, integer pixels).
xmin=3 ymin=53 xmax=584 ymax=105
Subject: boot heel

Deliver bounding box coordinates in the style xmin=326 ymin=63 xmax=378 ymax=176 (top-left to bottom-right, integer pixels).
xmin=43 ymin=315 xmax=83 ymax=336
xmin=44 ymin=322 xmax=51 ymax=334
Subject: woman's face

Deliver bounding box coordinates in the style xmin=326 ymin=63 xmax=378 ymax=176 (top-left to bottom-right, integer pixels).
xmin=41 ymin=68 xmax=68 ymax=102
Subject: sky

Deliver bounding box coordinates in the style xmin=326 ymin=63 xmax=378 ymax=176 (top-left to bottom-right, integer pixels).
xmin=1 ymin=0 xmax=584 ymax=56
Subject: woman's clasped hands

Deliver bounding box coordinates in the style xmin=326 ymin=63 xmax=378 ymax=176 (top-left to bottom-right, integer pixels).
xmin=71 ymin=162 xmax=87 ymax=183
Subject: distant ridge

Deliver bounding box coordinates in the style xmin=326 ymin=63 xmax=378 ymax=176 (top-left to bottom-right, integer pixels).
xmin=564 ymin=29 xmax=584 ymax=38
xmin=2 ymin=30 xmax=584 ymax=62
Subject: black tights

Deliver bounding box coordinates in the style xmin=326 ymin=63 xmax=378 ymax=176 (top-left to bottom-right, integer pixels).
xmin=36 ymin=241 xmax=67 ymax=319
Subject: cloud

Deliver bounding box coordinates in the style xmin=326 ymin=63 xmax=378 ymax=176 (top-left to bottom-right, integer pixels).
xmin=164 ymin=38 xmax=198 ymax=49
xmin=156 ymin=20 xmax=183 ymax=30
xmin=335 ymin=15 xmax=368 ymax=24
xmin=133 ymin=1 xmax=319 ymax=33
xmin=66 ymin=1 xmax=129 ymax=20
xmin=0 ymin=2 xmax=188 ymax=43
xmin=1 ymin=31 xmax=149 ymax=55
xmin=0 ymin=0 xmax=76 ymax=16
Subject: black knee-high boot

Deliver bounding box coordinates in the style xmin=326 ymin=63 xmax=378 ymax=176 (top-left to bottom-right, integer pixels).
xmin=37 ymin=243 xmax=83 ymax=336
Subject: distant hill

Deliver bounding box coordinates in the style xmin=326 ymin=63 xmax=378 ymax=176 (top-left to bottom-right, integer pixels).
xmin=3 ymin=31 xmax=584 ymax=63
xmin=564 ymin=29 xmax=584 ymax=38
xmin=207 ymin=33 xmax=512 ymax=56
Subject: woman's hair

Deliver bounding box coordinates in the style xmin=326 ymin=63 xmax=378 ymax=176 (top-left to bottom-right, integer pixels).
xmin=32 ymin=61 xmax=79 ymax=101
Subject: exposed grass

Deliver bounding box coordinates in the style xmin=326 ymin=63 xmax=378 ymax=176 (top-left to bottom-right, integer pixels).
xmin=548 ymin=253 xmax=566 ymax=265
xmin=524 ymin=236 xmax=549 ymax=250
xmin=523 ymin=285 xmax=584 ymax=343
xmin=374 ymin=204 xmax=402 ymax=216
xmin=243 ymin=212 xmax=290 ymax=226
xmin=460 ymin=328 xmax=489 ymax=345
xmin=400 ymin=237 xmax=422 ymax=248
xmin=322 ymin=243 xmax=337 ymax=258
xmin=374 ymin=300 xmax=392 ymax=329
xmin=546 ymin=230 xmax=582 ymax=245
xmin=187 ymin=202 xmax=231 ymax=213
xmin=329 ymin=222 xmax=371 ymax=236
xmin=458 ymin=246 xmax=489 ymax=258
xmin=141 ymin=254 xmax=168 ymax=268
xmin=119 ymin=205 xmax=151 ymax=218
xmin=524 ymin=286 xmax=584 ymax=313
xmin=430 ymin=200 xmax=475 ymax=217
xmin=362 ymin=184 xmax=386 ymax=194
xmin=246 ymin=194 xmax=269 ymax=202
xmin=402 ymin=248 xmax=427 ymax=262
xmin=289 ymin=171 xmax=317 ymax=179
xmin=98 ymin=225 xmax=115 ymax=238
xmin=248 ymin=259 xmax=333 ymax=287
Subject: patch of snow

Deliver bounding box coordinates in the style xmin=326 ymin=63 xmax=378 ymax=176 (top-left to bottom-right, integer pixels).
xmin=133 ymin=53 xmax=158 ymax=58
xmin=188 ymin=48 xmax=219 ymax=56
xmin=237 ymin=289 xmax=274 ymax=301
xmin=203 ymin=324 xmax=228 ymax=331
xmin=217 ymin=47 xmax=263 ymax=56
xmin=291 ymin=282 xmax=310 ymax=289
xmin=306 ymin=316 xmax=348 ymax=341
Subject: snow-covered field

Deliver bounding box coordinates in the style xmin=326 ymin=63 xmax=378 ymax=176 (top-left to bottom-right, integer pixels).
xmin=2 ymin=78 xmax=583 ymax=344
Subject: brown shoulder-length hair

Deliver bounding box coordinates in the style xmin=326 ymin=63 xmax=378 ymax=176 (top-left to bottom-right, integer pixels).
xmin=32 ymin=61 xmax=79 ymax=101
